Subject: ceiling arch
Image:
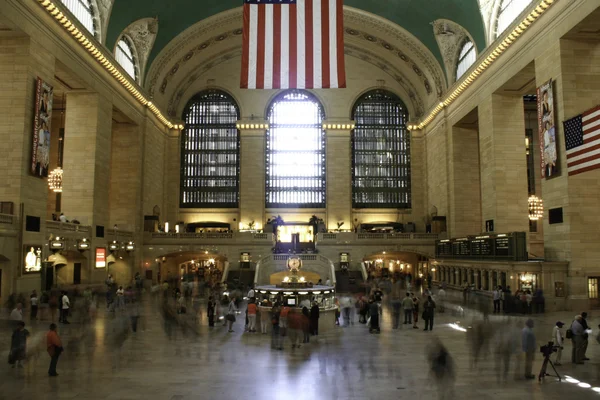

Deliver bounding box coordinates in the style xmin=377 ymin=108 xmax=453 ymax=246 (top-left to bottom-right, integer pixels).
xmin=106 ymin=0 xmax=486 ymax=73
xmin=145 ymin=7 xmax=445 ymax=116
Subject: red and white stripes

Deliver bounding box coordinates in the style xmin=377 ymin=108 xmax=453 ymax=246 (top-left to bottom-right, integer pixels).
xmin=241 ymin=0 xmax=346 ymax=90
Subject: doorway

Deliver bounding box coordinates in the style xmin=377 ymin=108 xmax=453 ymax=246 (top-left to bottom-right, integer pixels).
xmin=73 ymin=263 xmax=82 ymax=285
xmin=589 ymin=277 xmax=600 ymax=309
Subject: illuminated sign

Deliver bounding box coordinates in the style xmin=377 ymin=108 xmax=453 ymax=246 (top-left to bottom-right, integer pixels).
xmin=95 ymin=247 xmax=106 ymax=268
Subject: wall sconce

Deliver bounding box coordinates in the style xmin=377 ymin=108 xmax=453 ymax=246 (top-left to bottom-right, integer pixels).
xmin=125 ymin=241 xmax=135 ymax=251
xmin=50 ymin=236 xmax=64 ymax=252
xmin=77 ymin=238 xmax=90 ymax=250
xmin=109 ymin=240 xmax=119 ymax=252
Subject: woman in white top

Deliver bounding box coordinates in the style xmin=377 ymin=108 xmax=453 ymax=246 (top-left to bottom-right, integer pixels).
xmin=116 ymin=286 xmax=125 ymax=309
xmin=30 ymin=291 xmax=39 ymax=320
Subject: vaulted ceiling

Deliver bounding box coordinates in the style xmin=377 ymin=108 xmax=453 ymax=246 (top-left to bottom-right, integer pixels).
xmin=106 ymin=0 xmax=486 ymax=72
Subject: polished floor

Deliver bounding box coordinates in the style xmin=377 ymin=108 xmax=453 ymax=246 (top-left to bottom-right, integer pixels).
xmin=1 ymin=294 xmax=600 ymax=400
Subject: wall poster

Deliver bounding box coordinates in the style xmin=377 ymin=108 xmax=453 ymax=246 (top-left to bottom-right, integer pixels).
xmin=24 ymin=245 xmax=42 ymax=273
xmin=31 ymin=77 xmax=53 ymax=177
xmin=537 ymin=79 xmax=559 ymax=178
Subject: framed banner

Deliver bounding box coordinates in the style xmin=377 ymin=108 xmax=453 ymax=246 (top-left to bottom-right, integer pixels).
xmin=24 ymin=245 xmax=42 ymax=273
xmin=31 ymin=77 xmax=53 ymax=177
xmin=537 ymin=79 xmax=559 ymax=178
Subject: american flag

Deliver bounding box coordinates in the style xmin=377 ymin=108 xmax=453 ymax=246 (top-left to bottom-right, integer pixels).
xmin=564 ymin=105 xmax=600 ymax=176
xmin=241 ymin=0 xmax=346 ymax=90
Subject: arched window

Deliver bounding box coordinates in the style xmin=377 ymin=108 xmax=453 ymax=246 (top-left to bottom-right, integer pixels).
xmin=115 ymin=37 xmax=138 ymax=81
xmin=456 ymin=40 xmax=476 ymax=80
xmin=180 ymin=90 xmax=240 ymax=208
xmin=60 ymin=0 xmax=96 ymax=36
xmin=266 ymin=90 xmax=326 ymax=208
xmin=496 ymin=0 xmax=533 ymax=37
xmin=352 ymin=90 xmax=410 ymax=209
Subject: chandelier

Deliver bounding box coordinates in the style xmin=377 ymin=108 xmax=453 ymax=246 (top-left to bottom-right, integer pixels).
xmin=48 ymin=167 xmax=63 ymax=192
xmin=528 ymin=195 xmax=543 ymax=221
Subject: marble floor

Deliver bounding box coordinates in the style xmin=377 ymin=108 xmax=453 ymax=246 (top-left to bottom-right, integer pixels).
xmin=1 ymin=295 xmax=600 ymax=400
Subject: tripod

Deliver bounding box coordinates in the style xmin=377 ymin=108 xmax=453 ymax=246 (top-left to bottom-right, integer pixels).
xmin=538 ymin=352 xmax=562 ymax=382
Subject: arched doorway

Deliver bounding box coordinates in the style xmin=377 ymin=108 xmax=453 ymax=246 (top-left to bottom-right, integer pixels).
xmin=362 ymin=251 xmax=431 ymax=292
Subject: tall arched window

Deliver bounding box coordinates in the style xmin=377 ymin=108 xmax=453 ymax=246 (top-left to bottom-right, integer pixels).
xmin=180 ymin=90 xmax=240 ymax=208
xmin=456 ymin=40 xmax=476 ymax=80
xmin=60 ymin=0 xmax=96 ymax=36
xmin=115 ymin=37 xmax=138 ymax=81
xmin=266 ymin=90 xmax=326 ymax=208
xmin=352 ymin=90 xmax=410 ymax=209
xmin=496 ymin=0 xmax=533 ymax=38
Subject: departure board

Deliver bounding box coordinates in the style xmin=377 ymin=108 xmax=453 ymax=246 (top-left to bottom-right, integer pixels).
xmin=435 ymin=232 xmax=526 ymax=261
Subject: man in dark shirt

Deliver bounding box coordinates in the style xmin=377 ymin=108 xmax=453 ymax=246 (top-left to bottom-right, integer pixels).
xmin=373 ymin=288 xmax=384 ymax=319
xmin=581 ymin=312 xmax=590 ymax=360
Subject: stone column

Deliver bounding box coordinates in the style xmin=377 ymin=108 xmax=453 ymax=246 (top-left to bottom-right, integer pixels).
xmin=110 ymin=122 xmax=142 ymax=231
xmin=0 ymin=37 xmax=55 ymax=294
xmin=448 ymin=126 xmax=482 ymax=237
xmin=325 ymin=126 xmax=351 ymax=231
xmin=535 ymin=38 xmax=600 ymax=310
xmin=478 ymin=93 xmax=528 ymax=233
xmin=62 ymin=92 xmax=113 ymax=228
xmin=239 ymin=127 xmax=266 ymax=229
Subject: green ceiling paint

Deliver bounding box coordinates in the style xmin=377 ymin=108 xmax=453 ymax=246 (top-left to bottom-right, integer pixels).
xmin=106 ymin=0 xmax=485 ymax=80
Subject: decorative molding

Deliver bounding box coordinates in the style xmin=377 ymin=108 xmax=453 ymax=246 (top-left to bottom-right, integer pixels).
xmin=122 ymin=17 xmax=159 ymax=85
xmin=343 ymin=6 xmax=447 ymax=97
xmin=165 ymin=45 xmax=425 ymax=119
xmin=432 ymin=19 xmax=476 ymax=85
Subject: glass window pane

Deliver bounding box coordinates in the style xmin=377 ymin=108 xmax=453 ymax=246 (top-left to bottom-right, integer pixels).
xmin=115 ymin=38 xmax=137 ymax=80
xmin=456 ymin=40 xmax=476 ymax=80
xmin=496 ymin=0 xmax=534 ymax=38
xmin=180 ymin=90 xmax=240 ymax=208
xmin=60 ymin=0 xmax=95 ymax=36
xmin=266 ymin=90 xmax=326 ymax=208
xmin=351 ymin=90 xmax=411 ymax=209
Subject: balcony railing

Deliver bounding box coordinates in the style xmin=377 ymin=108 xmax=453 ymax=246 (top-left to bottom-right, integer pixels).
xmin=46 ymin=220 xmax=91 ymax=234
xmin=317 ymin=232 xmax=442 ymax=241
xmin=0 ymin=213 xmax=16 ymax=225
xmin=146 ymin=232 xmax=274 ymax=243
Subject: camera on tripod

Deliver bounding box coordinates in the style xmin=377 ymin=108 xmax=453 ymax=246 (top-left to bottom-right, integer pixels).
xmin=540 ymin=341 xmax=558 ymax=357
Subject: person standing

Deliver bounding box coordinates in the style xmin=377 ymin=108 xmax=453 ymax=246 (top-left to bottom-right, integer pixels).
xmin=247 ymin=299 xmax=257 ymax=333
xmin=226 ymin=297 xmax=237 ymax=332
xmin=492 ymin=287 xmax=501 ymax=314
xmin=271 ymin=303 xmax=282 ymax=350
xmin=423 ymin=295 xmax=436 ymax=331
xmin=522 ymin=319 xmax=536 ymax=379
xmin=571 ymin=315 xmax=586 ymax=364
xmin=581 ymin=312 xmax=590 ymax=361
xmin=412 ymin=293 xmax=420 ymax=329
xmin=552 ymin=321 xmax=564 ymax=366
xmin=116 ymin=286 xmax=125 ymax=309
xmin=310 ymin=301 xmax=320 ymax=336
xmin=207 ymin=296 xmax=215 ymax=327
xmin=280 ymin=304 xmax=290 ymax=336
xmin=260 ymin=300 xmax=271 ymax=334
xmin=46 ymin=323 xmax=63 ymax=376
xmin=30 ymin=290 xmax=39 ymax=320
xmin=9 ymin=321 xmax=30 ymax=368
xmin=402 ymin=293 xmax=413 ymax=325
xmin=368 ymin=298 xmax=380 ymax=334
xmin=302 ymin=306 xmax=311 ymax=343
xmin=61 ymin=291 xmax=70 ymax=324
xmin=287 ymin=308 xmax=301 ymax=348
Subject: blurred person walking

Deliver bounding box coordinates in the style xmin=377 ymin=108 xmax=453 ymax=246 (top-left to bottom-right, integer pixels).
xmin=522 ymin=319 xmax=536 ymax=379
xmin=46 ymin=323 xmax=63 ymax=376
xmin=429 ymin=339 xmax=456 ymax=400
xmin=9 ymin=321 xmax=30 ymax=368
xmin=402 ymin=293 xmax=413 ymax=325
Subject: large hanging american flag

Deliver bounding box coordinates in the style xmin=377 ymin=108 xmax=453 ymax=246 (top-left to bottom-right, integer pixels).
xmin=564 ymin=105 xmax=600 ymax=176
xmin=241 ymin=0 xmax=346 ymax=90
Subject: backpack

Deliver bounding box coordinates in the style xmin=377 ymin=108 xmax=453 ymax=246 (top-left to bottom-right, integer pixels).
xmin=566 ymin=321 xmax=574 ymax=339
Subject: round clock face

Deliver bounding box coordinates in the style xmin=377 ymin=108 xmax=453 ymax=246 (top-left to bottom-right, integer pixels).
xmin=289 ymin=258 xmax=300 ymax=268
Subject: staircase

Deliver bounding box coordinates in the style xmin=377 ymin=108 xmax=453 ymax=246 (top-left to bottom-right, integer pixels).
xmin=335 ymin=270 xmax=365 ymax=293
